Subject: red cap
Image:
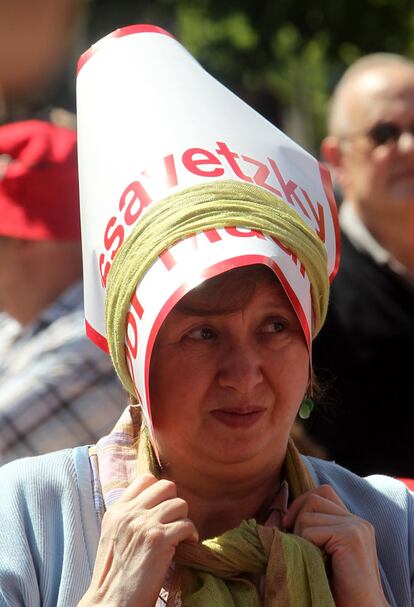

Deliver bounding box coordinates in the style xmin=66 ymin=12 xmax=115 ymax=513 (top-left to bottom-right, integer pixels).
xmin=0 ymin=120 xmax=80 ymax=241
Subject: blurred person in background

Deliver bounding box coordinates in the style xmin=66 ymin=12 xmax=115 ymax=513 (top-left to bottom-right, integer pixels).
xmin=309 ymin=54 xmax=414 ymax=477
xmin=0 ymin=120 xmax=126 ymax=462
xmin=0 ymin=0 xmax=86 ymax=125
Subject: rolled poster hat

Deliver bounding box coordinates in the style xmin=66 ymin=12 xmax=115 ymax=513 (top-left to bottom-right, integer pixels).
xmin=76 ymin=24 xmax=339 ymax=436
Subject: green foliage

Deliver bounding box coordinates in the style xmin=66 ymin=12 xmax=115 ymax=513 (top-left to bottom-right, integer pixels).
xmin=89 ymin=0 xmax=414 ymax=150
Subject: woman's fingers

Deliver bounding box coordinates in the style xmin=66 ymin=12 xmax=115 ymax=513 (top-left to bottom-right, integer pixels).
xmin=283 ymin=485 xmax=389 ymax=607
xmin=119 ymin=474 xmax=180 ymax=510
xmin=118 ymin=473 xmax=159 ymax=501
xmin=283 ymin=484 xmax=346 ymax=528
xmin=283 ymin=484 xmax=373 ymax=556
xmin=103 ymin=479 xmax=191 ymax=535
xmin=85 ymin=475 xmax=199 ymax=607
xmin=153 ymin=496 xmax=189 ymax=523
xmin=290 ymin=511 xmax=373 ymax=548
xmin=106 ymin=475 xmax=199 ymax=547
xmin=161 ymin=519 xmax=199 ymax=545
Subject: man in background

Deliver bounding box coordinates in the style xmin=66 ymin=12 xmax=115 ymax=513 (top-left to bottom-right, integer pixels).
xmin=0 ymin=120 xmax=125 ymax=462
xmin=309 ymin=54 xmax=414 ymax=477
xmin=0 ymin=0 xmax=84 ymax=123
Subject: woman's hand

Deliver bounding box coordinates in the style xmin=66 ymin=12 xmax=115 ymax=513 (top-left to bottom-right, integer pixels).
xmin=283 ymin=485 xmax=390 ymax=607
xmin=78 ymin=474 xmax=198 ymax=607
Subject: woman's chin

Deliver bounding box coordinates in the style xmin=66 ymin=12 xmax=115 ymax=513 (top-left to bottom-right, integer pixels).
xmin=200 ymin=433 xmax=278 ymax=469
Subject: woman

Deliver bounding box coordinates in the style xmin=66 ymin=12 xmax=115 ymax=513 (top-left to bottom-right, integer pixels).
xmin=0 ymin=24 xmax=413 ymax=607
xmin=0 ymin=179 xmax=412 ymax=607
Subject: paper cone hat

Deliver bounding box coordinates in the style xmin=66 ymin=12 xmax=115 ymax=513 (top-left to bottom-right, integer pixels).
xmin=76 ymin=24 xmax=339 ymax=434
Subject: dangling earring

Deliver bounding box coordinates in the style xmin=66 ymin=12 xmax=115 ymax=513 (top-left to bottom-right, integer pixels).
xmin=298 ymin=396 xmax=314 ymax=419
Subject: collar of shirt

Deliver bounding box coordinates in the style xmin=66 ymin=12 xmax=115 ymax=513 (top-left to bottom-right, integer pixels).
xmin=340 ymin=201 xmax=414 ymax=283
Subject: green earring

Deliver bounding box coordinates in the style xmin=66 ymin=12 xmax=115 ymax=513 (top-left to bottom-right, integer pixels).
xmin=299 ymin=397 xmax=314 ymax=420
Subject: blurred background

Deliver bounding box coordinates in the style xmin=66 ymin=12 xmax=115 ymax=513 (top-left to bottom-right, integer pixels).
xmin=1 ymin=0 xmax=414 ymax=152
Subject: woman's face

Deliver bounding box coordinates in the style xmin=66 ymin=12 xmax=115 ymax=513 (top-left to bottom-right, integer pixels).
xmin=149 ymin=266 xmax=309 ymax=477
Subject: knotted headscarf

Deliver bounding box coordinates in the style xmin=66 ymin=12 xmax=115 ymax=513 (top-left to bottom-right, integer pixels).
xmin=105 ymin=179 xmax=329 ymax=396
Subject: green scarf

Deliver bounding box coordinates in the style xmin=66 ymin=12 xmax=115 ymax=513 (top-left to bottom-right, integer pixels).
xmin=164 ymin=440 xmax=334 ymax=607
xmin=94 ymin=411 xmax=335 ymax=606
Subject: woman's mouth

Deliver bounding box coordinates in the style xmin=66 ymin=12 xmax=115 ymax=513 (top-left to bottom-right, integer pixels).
xmin=210 ymin=408 xmax=266 ymax=428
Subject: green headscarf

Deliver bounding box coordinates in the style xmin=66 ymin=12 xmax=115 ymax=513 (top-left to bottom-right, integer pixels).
xmin=105 ymin=179 xmax=328 ymax=396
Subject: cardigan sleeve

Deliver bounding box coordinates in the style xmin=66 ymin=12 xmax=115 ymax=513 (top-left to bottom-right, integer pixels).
xmin=304 ymin=455 xmax=414 ymax=607
xmin=0 ymin=447 xmax=100 ymax=607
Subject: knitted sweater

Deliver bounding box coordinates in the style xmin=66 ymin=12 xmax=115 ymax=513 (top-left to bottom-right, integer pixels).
xmin=0 ymin=446 xmax=412 ymax=606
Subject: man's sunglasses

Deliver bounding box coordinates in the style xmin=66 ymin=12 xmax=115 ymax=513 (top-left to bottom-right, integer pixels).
xmin=356 ymin=122 xmax=414 ymax=146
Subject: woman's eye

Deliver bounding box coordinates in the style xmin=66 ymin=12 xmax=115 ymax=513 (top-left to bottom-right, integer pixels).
xmin=261 ymin=319 xmax=286 ymax=334
xmin=186 ymin=326 xmax=216 ymax=341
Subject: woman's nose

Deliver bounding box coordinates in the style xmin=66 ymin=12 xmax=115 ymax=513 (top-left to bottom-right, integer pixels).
xmin=217 ymin=344 xmax=264 ymax=393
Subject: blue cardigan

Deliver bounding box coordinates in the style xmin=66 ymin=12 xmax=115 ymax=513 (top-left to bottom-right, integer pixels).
xmin=0 ymin=447 xmax=412 ymax=606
